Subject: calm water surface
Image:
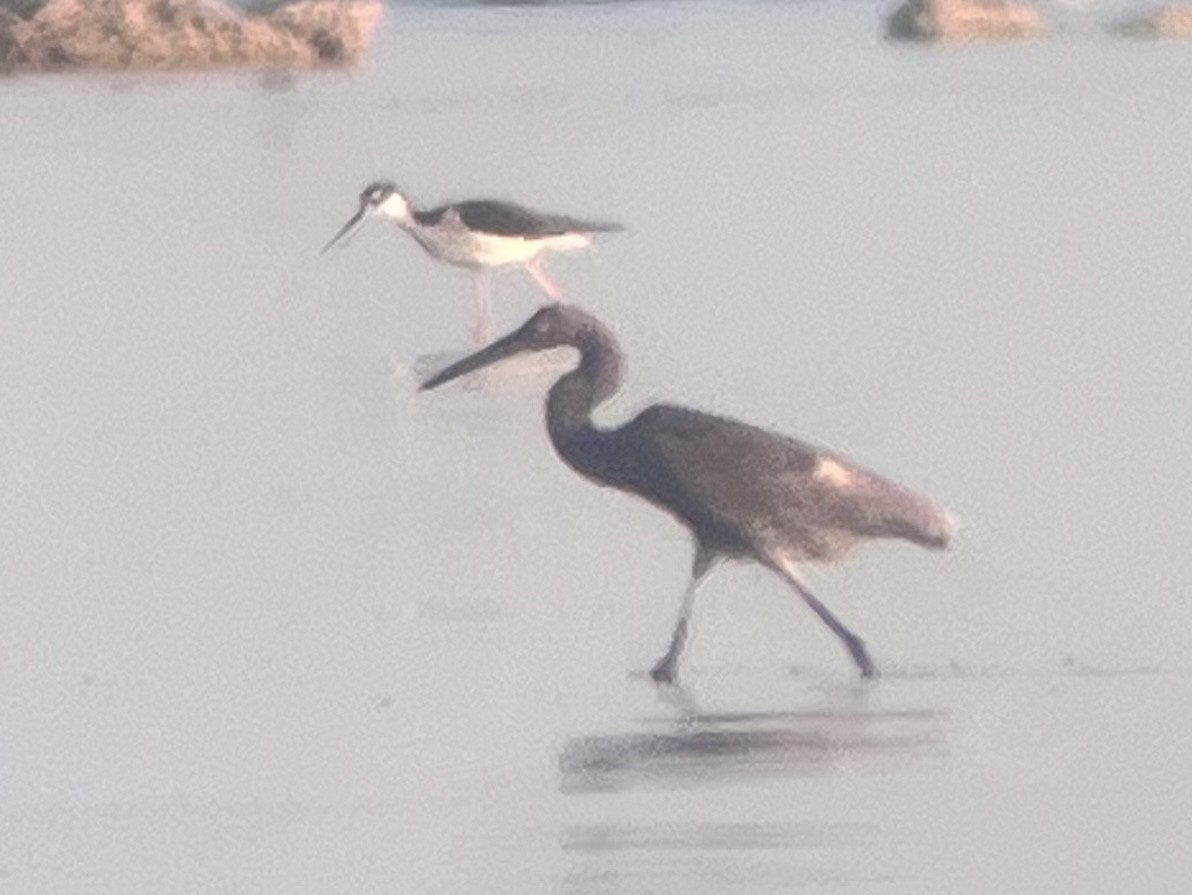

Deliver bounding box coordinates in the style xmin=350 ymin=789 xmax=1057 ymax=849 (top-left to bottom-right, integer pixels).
xmin=1 ymin=2 xmax=1190 ymax=892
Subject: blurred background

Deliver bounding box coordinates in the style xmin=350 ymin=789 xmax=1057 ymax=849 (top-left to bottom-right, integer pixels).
xmin=1 ymin=1 xmax=1190 ymax=892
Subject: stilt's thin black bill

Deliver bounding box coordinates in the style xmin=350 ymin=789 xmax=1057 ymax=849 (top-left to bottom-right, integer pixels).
xmin=320 ymin=207 xmax=366 ymax=254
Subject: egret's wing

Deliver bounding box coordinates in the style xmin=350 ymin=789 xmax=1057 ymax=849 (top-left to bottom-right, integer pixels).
xmin=618 ymin=405 xmax=950 ymax=555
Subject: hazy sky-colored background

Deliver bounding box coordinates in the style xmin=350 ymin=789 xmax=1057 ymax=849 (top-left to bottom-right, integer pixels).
xmin=2 ymin=2 xmax=1190 ymax=892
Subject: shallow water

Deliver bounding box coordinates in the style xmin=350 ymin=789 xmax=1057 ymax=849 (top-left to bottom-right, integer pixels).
xmin=2 ymin=2 xmax=1191 ymax=892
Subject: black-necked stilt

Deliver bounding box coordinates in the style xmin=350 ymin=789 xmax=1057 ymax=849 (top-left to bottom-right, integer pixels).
xmin=322 ymin=181 xmax=624 ymax=345
xmin=421 ymin=306 xmax=954 ymax=683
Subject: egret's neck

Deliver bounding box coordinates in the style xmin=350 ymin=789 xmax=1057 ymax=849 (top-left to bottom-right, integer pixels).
xmin=545 ymin=329 xmax=623 ymax=447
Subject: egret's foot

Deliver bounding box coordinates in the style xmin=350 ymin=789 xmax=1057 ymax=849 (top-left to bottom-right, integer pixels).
xmin=847 ymin=636 xmax=878 ymax=680
xmin=649 ymin=656 xmax=678 ymax=685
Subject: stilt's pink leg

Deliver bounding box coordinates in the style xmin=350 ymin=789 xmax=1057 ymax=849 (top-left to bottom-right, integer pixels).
xmin=525 ymin=260 xmax=564 ymax=302
xmin=470 ymin=274 xmax=493 ymax=346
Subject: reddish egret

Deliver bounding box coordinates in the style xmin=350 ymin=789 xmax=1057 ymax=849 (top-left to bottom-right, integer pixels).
xmin=421 ymin=306 xmax=953 ymax=682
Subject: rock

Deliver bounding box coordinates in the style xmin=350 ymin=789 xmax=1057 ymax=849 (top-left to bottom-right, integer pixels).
xmin=1112 ymin=4 xmax=1192 ymax=38
xmin=0 ymin=0 xmax=382 ymax=73
xmin=887 ymin=0 xmax=1048 ymax=41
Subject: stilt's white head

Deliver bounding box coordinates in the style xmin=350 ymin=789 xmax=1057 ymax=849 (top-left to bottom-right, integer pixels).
xmin=361 ymin=181 xmax=412 ymax=225
xmin=320 ymin=180 xmax=412 ymax=254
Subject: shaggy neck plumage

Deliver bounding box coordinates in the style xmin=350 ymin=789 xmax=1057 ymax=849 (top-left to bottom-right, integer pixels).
xmin=545 ymin=325 xmax=624 ymax=453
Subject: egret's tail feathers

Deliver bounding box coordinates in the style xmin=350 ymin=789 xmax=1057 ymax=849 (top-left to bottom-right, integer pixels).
xmin=885 ymin=504 xmax=955 ymax=551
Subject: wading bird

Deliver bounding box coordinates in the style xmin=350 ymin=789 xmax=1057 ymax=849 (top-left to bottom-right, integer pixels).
xmin=322 ymin=181 xmax=624 ymax=345
xmin=421 ymin=305 xmax=953 ymax=683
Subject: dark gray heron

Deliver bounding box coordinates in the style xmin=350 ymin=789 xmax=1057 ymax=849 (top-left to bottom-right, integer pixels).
xmin=321 ymin=181 xmax=624 ymax=345
xmin=421 ymin=305 xmax=954 ymax=682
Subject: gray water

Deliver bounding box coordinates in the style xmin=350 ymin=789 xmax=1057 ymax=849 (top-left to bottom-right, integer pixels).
xmin=3 ymin=2 xmax=1191 ymax=892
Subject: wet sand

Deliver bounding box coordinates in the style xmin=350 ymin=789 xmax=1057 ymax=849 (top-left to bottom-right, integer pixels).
xmin=2 ymin=3 xmax=1191 ymax=892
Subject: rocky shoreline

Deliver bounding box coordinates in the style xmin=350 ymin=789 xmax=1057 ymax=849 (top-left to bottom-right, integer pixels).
xmin=0 ymin=0 xmax=382 ymax=73
xmin=886 ymin=0 xmax=1047 ymax=41
xmin=2 ymin=0 xmax=1190 ymax=75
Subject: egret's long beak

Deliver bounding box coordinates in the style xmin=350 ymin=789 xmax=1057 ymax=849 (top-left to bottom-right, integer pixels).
xmin=320 ymin=206 xmax=367 ymax=254
xmin=420 ymin=327 xmax=531 ymax=391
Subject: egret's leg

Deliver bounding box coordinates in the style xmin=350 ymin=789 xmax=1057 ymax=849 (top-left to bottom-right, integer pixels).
xmin=650 ymin=547 xmax=716 ymax=685
xmin=525 ymin=259 xmax=563 ymax=302
xmin=770 ymin=556 xmax=876 ymax=679
xmin=470 ymin=273 xmax=493 ymax=346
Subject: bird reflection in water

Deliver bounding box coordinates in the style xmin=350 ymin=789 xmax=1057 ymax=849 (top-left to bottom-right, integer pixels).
xmin=558 ymin=684 xmax=947 ymax=794
xmin=554 ymin=684 xmax=945 ymax=894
